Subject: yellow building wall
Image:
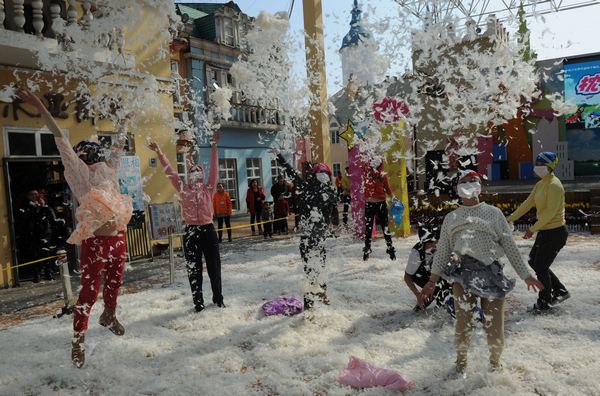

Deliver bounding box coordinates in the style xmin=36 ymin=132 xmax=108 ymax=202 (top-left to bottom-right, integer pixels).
xmin=330 ymin=139 xmax=349 ymax=172
xmin=0 ymin=5 xmax=179 ymax=287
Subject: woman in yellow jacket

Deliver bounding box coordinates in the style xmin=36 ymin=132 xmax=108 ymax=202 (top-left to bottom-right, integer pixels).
xmin=213 ymin=183 xmax=233 ymax=242
xmin=508 ymin=151 xmax=569 ymax=313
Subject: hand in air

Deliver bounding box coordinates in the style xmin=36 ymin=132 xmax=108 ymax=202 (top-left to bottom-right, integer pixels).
xmin=147 ymin=139 xmax=161 ymax=153
xmin=16 ymin=88 xmax=45 ymax=110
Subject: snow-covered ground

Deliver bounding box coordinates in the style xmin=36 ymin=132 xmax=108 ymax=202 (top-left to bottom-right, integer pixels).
xmin=1 ymin=233 xmax=599 ymax=395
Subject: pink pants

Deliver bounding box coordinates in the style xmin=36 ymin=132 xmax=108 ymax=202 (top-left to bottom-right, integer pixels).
xmin=73 ymin=233 xmax=127 ymax=333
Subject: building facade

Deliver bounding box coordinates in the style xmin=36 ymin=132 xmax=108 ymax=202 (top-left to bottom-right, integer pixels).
xmin=176 ymin=2 xmax=284 ymax=212
xmin=0 ymin=2 xmax=177 ymax=287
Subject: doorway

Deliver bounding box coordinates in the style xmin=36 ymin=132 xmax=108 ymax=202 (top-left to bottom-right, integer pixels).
xmin=3 ymin=158 xmax=75 ymax=285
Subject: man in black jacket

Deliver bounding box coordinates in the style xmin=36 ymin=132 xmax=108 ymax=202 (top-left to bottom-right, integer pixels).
xmin=272 ymin=149 xmax=339 ymax=309
xmin=17 ymin=190 xmax=57 ymax=282
xmin=270 ymin=175 xmax=290 ymax=234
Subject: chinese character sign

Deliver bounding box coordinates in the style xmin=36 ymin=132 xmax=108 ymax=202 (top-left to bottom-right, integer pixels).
xmin=148 ymin=203 xmax=182 ymax=240
xmin=117 ymin=156 xmax=145 ymax=211
xmin=564 ymin=59 xmax=600 ymax=129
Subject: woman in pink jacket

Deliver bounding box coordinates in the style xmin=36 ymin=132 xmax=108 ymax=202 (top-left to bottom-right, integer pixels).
xmin=148 ymin=137 xmax=224 ymax=313
xmin=18 ymin=89 xmax=133 ymax=369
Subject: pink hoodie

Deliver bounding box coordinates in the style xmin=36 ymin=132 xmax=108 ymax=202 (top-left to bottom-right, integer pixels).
xmin=157 ymin=146 xmax=218 ymax=226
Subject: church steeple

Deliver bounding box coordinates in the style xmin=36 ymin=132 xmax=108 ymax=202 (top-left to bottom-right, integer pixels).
xmin=340 ymin=0 xmax=370 ymax=50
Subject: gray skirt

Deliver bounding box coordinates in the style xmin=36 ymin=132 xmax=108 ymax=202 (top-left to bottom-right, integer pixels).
xmin=442 ymin=255 xmax=515 ymax=300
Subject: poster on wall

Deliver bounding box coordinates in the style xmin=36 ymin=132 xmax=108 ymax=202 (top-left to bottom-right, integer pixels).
xmin=148 ymin=202 xmax=182 ymax=240
xmin=564 ymin=58 xmax=600 ymax=175
xmin=117 ymin=156 xmax=145 ymax=211
xmin=564 ymin=58 xmax=600 ymax=129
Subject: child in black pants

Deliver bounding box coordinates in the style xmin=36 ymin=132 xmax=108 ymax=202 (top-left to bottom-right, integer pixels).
xmin=262 ymin=201 xmax=274 ymax=239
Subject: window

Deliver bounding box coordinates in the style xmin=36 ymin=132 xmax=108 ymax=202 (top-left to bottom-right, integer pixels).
xmin=4 ymin=128 xmax=63 ymax=157
xmin=219 ymin=159 xmax=239 ymax=210
xmin=223 ymin=17 xmax=235 ymax=46
xmin=270 ymin=159 xmax=284 ymax=185
xmin=330 ymin=130 xmax=340 ymax=144
xmin=176 ymin=151 xmax=187 ymax=184
xmin=246 ymin=158 xmax=262 ymax=187
xmin=97 ymin=133 xmax=135 ymax=155
xmin=171 ymin=60 xmax=182 ymax=105
xmin=332 ymin=163 xmax=342 ymax=178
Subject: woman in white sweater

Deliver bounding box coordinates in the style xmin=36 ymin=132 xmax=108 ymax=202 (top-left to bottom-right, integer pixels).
xmin=422 ymin=170 xmax=543 ymax=375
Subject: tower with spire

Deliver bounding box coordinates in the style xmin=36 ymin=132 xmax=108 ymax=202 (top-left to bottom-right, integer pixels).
xmin=339 ymin=0 xmax=387 ymax=86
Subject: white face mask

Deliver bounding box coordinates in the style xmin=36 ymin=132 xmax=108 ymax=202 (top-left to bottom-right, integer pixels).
xmin=316 ymin=173 xmax=330 ymax=184
xmin=533 ymin=165 xmax=550 ymax=178
xmin=457 ymin=182 xmax=481 ymax=199
xmin=189 ymin=170 xmax=204 ymax=182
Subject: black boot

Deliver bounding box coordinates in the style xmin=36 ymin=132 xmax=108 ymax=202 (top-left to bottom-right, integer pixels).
xmin=194 ymin=293 xmax=205 ymax=312
xmin=363 ymin=247 xmax=372 ymax=261
xmin=387 ymin=246 xmax=396 ymax=260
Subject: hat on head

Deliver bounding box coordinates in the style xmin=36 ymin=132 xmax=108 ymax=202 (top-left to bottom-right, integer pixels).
xmin=457 ymin=169 xmax=481 ymax=182
xmin=536 ymin=151 xmax=558 ymax=170
xmin=312 ymin=162 xmax=332 ymax=177
xmin=73 ymin=141 xmax=104 ymax=165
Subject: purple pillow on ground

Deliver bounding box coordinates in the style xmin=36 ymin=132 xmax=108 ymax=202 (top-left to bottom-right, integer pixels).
xmin=262 ymin=296 xmax=304 ymax=316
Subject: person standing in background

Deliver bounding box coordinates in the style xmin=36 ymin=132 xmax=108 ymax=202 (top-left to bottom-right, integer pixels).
xmin=213 ymin=183 xmax=233 ymax=243
xmin=341 ymin=167 xmax=351 ymax=226
xmin=246 ymin=179 xmax=265 ymax=236
xmin=362 ymin=158 xmax=396 ymax=261
xmin=508 ymin=151 xmax=569 ymax=313
xmin=271 ymin=175 xmax=290 ymax=234
xmin=335 ymin=171 xmax=344 ymax=200
xmin=17 ymin=190 xmax=57 ymax=282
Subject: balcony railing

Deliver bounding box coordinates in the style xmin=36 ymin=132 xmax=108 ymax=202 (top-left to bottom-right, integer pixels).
xmin=0 ymin=0 xmax=133 ymax=68
xmin=222 ymin=102 xmax=284 ymax=131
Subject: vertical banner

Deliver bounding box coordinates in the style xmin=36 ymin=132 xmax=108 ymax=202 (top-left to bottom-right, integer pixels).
xmin=348 ymin=146 xmax=365 ymax=239
xmin=374 ymin=98 xmax=411 ymax=237
xmin=381 ymin=123 xmax=411 ymax=237
xmin=117 ymin=156 xmax=145 ymax=211
xmin=340 ymin=120 xmax=368 ymax=239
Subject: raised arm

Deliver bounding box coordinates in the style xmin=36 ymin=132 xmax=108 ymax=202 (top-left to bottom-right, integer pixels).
xmin=147 ymin=140 xmax=183 ymax=193
xmin=17 ymin=89 xmax=64 ymax=138
xmin=17 ymin=88 xmax=90 ymax=199
xmin=271 ymin=148 xmax=303 ymax=187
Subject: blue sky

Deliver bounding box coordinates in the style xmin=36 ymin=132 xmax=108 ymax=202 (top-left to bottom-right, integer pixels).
xmin=177 ymin=1 xmax=600 ymax=94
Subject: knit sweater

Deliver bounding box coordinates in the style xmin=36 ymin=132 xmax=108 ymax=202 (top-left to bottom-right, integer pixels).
xmin=507 ymin=173 xmax=565 ymax=233
xmin=431 ymin=202 xmax=531 ymax=280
